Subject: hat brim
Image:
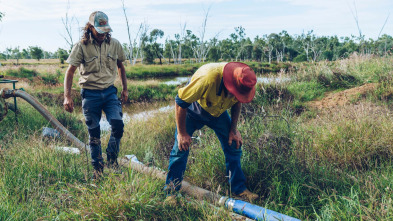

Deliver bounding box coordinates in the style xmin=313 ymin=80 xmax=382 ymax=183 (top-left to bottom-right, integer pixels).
xmin=223 ymin=62 xmax=256 ymax=103
xmin=95 ymin=25 xmax=112 ymax=34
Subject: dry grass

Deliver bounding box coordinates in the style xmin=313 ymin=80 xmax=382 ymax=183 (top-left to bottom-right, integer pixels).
xmin=299 ymin=102 xmax=393 ymax=169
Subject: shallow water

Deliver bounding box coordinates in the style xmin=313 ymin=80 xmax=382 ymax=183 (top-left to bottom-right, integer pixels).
xmin=161 ymin=76 xmax=289 ymax=86
xmin=99 ymin=75 xmax=289 ymax=133
xmin=99 ymin=104 xmax=173 ymax=132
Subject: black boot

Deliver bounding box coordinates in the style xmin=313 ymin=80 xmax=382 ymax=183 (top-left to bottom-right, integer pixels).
xmin=92 ymin=161 xmax=104 ymax=180
xmin=107 ymin=153 xmax=121 ymax=173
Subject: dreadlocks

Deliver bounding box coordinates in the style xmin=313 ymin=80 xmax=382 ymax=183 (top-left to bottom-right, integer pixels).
xmin=81 ymin=22 xmax=111 ymax=45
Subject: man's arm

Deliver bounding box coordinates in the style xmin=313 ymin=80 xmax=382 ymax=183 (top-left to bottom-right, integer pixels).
xmin=229 ymin=102 xmax=243 ymax=149
xmin=175 ymin=102 xmax=191 ymax=151
xmin=117 ymin=60 xmax=128 ymax=103
xmin=63 ymin=65 xmax=77 ymax=113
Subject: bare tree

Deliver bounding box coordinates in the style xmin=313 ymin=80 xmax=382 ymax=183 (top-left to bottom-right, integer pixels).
xmin=61 ymin=0 xmax=78 ymax=51
xmin=377 ymin=13 xmax=391 ymax=56
xmin=300 ymin=31 xmax=312 ymax=62
xmin=192 ymin=7 xmax=215 ymax=63
xmin=136 ymin=21 xmax=149 ymax=64
xmin=378 ymin=13 xmax=390 ymax=39
xmin=349 ymin=1 xmax=363 ymax=41
xmin=178 ymin=22 xmax=187 ymax=64
xmin=310 ymin=40 xmax=322 ymax=62
xmin=266 ymin=44 xmax=274 ymax=64
xmin=121 ymin=0 xmax=133 ymax=65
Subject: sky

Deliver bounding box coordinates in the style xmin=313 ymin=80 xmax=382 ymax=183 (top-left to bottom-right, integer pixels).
xmin=0 ymin=0 xmax=392 ymax=52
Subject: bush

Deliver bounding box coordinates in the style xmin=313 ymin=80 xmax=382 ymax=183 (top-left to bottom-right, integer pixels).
xmin=4 ymin=67 xmax=38 ymax=80
xmin=293 ymin=54 xmax=308 ymax=62
xmin=41 ymin=70 xmax=61 ymax=86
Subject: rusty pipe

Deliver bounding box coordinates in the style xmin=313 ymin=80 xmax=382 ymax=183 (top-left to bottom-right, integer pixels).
xmin=1 ymin=88 xmax=87 ymax=151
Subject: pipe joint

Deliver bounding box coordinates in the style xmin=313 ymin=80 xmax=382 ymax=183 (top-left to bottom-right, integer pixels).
xmin=1 ymin=88 xmax=15 ymax=99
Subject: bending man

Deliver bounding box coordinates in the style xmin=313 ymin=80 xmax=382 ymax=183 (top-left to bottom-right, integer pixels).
xmin=165 ymin=62 xmax=258 ymax=202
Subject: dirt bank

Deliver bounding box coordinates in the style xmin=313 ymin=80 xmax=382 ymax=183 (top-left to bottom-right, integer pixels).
xmin=307 ymin=83 xmax=377 ymax=109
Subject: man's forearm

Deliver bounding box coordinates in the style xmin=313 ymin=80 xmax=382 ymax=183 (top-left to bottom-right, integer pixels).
xmin=230 ymin=102 xmax=242 ymax=132
xmin=118 ymin=62 xmax=127 ymax=90
xmin=64 ymin=65 xmax=76 ymax=98
xmin=175 ymin=103 xmax=188 ymax=135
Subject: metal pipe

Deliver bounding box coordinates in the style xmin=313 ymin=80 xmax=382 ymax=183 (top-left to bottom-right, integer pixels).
xmin=221 ymin=197 xmax=300 ymax=221
xmin=121 ymin=155 xmax=300 ymax=221
xmin=1 ymin=89 xmax=87 ymax=151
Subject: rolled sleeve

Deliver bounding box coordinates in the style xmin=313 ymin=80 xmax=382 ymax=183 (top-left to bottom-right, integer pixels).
xmin=117 ymin=46 xmax=126 ymax=62
xmin=113 ymin=39 xmax=126 ymax=62
xmin=175 ymin=95 xmax=191 ymax=109
xmin=66 ymin=43 xmax=83 ymax=67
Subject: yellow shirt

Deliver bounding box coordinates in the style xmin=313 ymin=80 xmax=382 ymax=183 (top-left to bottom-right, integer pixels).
xmin=178 ymin=63 xmax=238 ymax=117
xmin=67 ymin=38 xmax=126 ymax=90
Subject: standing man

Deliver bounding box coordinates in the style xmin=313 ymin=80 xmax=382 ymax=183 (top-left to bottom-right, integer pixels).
xmin=165 ymin=62 xmax=259 ymax=202
xmin=63 ymin=11 xmax=128 ymax=178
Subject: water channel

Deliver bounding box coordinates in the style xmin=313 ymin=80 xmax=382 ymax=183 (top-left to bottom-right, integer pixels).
xmin=100 ymin=75 xmax=290 ymax=132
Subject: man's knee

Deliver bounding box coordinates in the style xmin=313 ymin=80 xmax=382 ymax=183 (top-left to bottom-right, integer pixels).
xmin=88 ymin=126 xmax=101 ymax=142
xmin=89 ymin=137 xmax=101 ymax=146
xmin=110 ymin=119 xmax=124 ymax=139
xmin=88 ymin=126 xmax=101 ymax=145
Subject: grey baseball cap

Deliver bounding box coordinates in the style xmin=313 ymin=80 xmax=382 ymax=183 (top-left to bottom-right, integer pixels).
xmin=89 ymin=11 xmax=112 ymax=34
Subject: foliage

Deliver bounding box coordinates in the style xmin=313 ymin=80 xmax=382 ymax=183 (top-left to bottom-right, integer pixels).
xmin=125 ymin=63 xmax=200 ymax=78
xmin=29 ymin=46 xmax=44 ymax=61
xmin=3 ymin=67 xmax=38 ymax=80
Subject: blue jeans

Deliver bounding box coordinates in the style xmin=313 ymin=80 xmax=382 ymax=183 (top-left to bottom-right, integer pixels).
xmin=165 ymin=108 xmax=247 ymax=195
xmin=81 ymin=85 xmax=124 ymax=169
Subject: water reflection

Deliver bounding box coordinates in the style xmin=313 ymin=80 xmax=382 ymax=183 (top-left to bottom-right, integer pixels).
xmin=161 ymin=76 xmax=289 ymax=86
xmin=100 ymin=105 xmax=173 ymax=132
xmin=163 ymin=77 xmax=190 ymax=86
xmin=100 ymin=75 xmax=289 ymax=133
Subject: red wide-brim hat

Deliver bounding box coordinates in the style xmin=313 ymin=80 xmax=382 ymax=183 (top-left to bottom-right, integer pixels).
xmin=223 ymin=62 xmax=257 ymax=103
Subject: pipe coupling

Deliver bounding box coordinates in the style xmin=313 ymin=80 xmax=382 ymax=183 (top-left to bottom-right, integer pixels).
xmin=226 ymin=198 xmax=236 ymax=211
xmin=0 ymin=88 xmax=15 ymax=99
xmin=218 ymin=196 xmax=228 ymax=206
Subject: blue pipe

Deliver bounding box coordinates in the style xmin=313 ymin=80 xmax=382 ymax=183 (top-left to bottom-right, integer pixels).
xmin=222 ymin=197 xmax=300 ymax=221
xmin=124 ymin=155 xmax=300 ymax=221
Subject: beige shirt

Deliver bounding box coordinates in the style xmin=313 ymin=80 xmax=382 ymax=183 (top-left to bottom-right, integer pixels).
xmin=67 ymin=38 xmax=126 ymax=90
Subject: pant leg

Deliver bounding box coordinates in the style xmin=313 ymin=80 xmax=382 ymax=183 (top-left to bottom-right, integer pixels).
xmin=102 ymin=86 xmax=124 ymax=161
xmin=165 ymin=112 xmax=204 ymax=192
xmin=206 ymin=111 xmax=247 ymax=195
xmin=81 ymin=89 xmax=104 ymax=169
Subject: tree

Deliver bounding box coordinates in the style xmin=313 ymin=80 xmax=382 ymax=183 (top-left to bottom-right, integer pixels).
xmin=55 ymin=48 xmax=69 ymax=64
xmin=149 ymin=29 xmax=164 ymax=64
xmin=11 ymin=47 xmax=21 ymax=64
xmin=207 ymin=38 xmax=220 ymax=62
xmin=192 ymin=7 xmax=216 ymax=63
xmin=61 ymin=0 xmax=78 ymax=51
xmin=29 ymin=46 xmax=44 ymax=61
xmin=0 ymin=12 xmax=4 ymax=21
xmin=21 ymin=48 xmax=31 ymax=59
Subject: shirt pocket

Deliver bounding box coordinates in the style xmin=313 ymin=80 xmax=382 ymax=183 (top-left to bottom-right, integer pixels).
xmin=82 ymin=56 xmax=99 ymax=74
xmin=106 ymin=53 xmax=118 ymax=72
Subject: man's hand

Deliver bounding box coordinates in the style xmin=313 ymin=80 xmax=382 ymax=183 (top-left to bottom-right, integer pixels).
xmin=63 ymin=96 xmax=74 ymax=113
xmin=121 ymin=89 xmax=128 ymax=104
xmin=177 ymin=133 xmax=192 ymax=151
xmin=229 ymin=129 xmax=243 ymax=149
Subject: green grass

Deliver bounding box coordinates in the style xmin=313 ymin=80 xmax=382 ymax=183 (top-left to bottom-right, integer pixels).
xmin=2 ymin=55 xmax=393 ymax=219
xmin=125 ymin=63 xmax=200 ymax=79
